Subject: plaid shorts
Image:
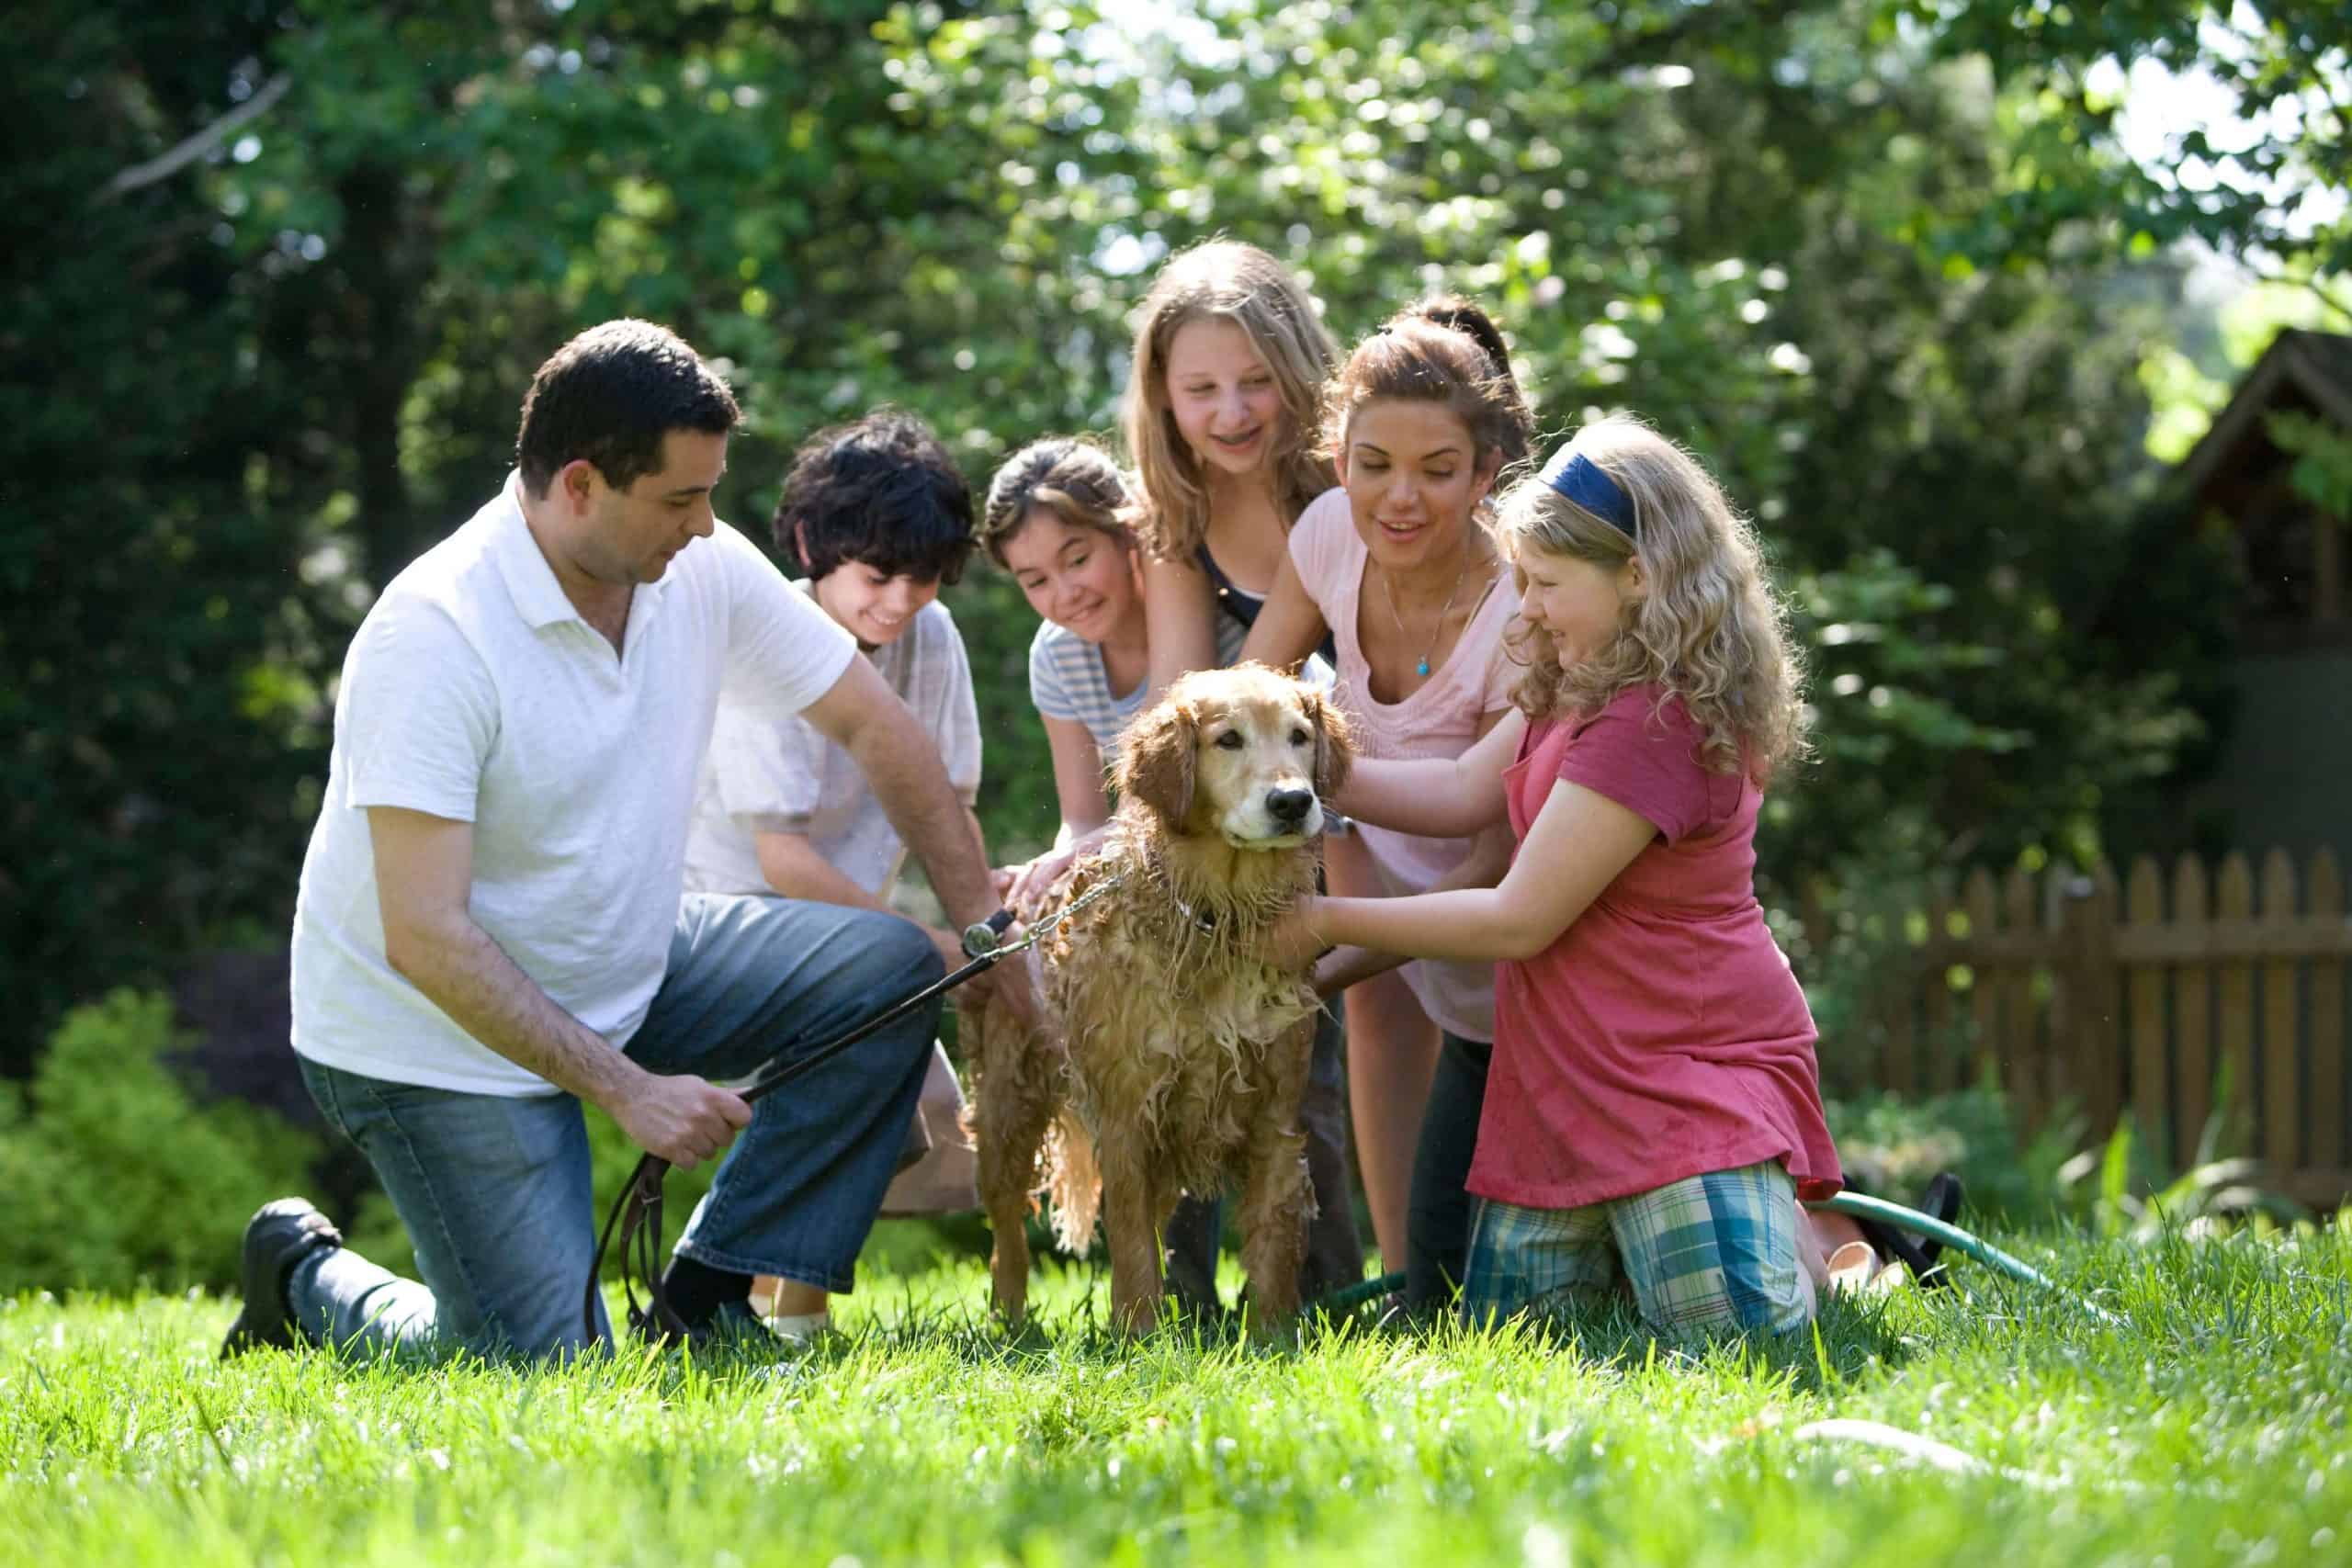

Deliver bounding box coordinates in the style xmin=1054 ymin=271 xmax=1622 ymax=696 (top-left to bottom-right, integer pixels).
xmin=1461 ymin=1162 xmax=1814 ymax=1335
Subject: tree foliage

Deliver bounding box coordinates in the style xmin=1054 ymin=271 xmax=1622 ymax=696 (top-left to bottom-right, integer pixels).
xmin=1896 ymin=0 xmax=2347 ymax=289
xmin=8 ymin=0 xmax=2330 ymax=1069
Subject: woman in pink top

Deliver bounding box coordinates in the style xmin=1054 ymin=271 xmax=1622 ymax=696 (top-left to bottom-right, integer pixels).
xmin=1240 ymin=298 xmax=1531 ymax=1303
xmin=1273 ymin=415 xmax=1843 ymax=1337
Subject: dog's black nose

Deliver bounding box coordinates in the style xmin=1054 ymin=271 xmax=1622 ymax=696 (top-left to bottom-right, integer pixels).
xmin=1266 ymin=786 xmax=1315 ymax=824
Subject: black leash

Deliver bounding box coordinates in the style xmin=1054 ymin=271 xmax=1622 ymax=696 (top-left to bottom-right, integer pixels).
xmin=585 ymin=909 xmax=1017 ymax=1346
xmin=586 ymin=874 xmax=1127 ymax=1347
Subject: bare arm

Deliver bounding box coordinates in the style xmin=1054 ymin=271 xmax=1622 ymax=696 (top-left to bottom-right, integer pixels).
xmin=1334 ymin=708 xmax=1526 ymax=840
xmin=1043 ymin=716 xmax=1112 ymax=840
xmin=753 ymin=830 xmax=964 ymax=971
xmin=1311 ymin=824 xmax=1513 ymax=997
xmin=1237 ymin=551 xmax=1329 ymax=674
xmin=798 ymin=655 xmax=997 ymax=931
xmin=1287 ymin=780 xmax=1657 ymax=965
xmin=798 ymin=656 xmax=1041 ymax=1031
xmin=1141 ymin=551 xmax=1221 ymax=701
xmin=368 ymin=807 xmax=749 ymax=1168
xmin=1001 ymin=716 xmax=1115 ymax=909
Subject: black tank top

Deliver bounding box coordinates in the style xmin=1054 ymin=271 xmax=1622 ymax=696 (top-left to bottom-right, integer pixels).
xmin=1198 ymin=544 xmax=1338 ymax=664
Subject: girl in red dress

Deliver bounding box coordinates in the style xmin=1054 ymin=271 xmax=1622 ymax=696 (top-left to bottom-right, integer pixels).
xmin=1276 ymin=414 xmax=1842 ymax=1334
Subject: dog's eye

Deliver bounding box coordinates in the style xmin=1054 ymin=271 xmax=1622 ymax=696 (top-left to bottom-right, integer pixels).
xmin=1290 ymin=728 xmax=1310 ymax=747
xmin=1213 ymin=731 xmax=1245 ymax=750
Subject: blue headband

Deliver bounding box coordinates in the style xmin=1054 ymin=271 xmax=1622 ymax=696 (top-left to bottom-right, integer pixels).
xmin=1539 ymin=446 xmax=1637 ymax=538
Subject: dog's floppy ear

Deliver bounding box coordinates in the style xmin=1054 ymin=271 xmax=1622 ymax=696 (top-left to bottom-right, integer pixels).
xmin=1118 ymin=695 xmax=1196 ymax=828
xmin=1308 ymin=689 xmax=1354 ymax=800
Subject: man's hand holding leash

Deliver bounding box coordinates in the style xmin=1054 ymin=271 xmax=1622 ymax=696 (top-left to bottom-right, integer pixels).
xmin=605 ymin=1068 xmax=751 ymax=1171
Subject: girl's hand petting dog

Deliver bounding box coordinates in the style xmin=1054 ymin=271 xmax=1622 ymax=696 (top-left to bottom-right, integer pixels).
xmin=1264 ymin=896 xmax=1331 ymax=973
xmin=1000 ymin=821 xmax=1110 ymax=911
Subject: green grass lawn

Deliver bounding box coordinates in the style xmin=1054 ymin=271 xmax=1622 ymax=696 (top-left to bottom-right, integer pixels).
xmin=6 ymin=1218 xmax=2348 ymax=1567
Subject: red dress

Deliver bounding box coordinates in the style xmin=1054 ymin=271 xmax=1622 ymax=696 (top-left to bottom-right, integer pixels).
xmin=1468 ymin=686 xmax=1843 ymax=1211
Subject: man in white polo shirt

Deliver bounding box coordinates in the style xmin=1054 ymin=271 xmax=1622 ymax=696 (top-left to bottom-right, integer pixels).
xmin=220 ymin=320 xmax=1028 ymax=1359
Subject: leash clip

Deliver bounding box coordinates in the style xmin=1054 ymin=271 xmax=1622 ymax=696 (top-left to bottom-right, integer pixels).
xmin=961 ymin=908 xmax=1015 ymax=958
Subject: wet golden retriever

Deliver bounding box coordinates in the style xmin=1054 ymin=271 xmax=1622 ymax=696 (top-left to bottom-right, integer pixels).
xmin=964 ymin=664 xmax=1351 ymax=1334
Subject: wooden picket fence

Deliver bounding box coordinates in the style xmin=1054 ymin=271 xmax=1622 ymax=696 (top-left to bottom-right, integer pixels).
xmin=1847 ymin=849 xmax=2350 ymax=1210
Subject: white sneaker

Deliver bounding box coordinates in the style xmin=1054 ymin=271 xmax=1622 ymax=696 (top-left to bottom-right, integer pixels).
xmin=761 ymin=1310 xmax=832 ymax=1344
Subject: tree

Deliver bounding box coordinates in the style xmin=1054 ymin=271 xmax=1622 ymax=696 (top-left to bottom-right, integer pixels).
xmin=1894 ymin=1 xmax=2348 ymax=306
xmin=7 ymin=0 xmax=2303 ymax=1069
xmin=3 ymin=5 xmax=333 ymax=1074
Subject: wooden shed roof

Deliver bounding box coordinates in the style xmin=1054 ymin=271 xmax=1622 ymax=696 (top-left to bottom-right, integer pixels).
xmin=2178 ymin=328 xmax=2352 ymax=502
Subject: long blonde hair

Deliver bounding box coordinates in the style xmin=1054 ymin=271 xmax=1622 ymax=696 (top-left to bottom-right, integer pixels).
xmin=1122 ymin=241 xmax=1337 ymax=559
xmin=1495 ymin=415 xmax=1809 ymax=784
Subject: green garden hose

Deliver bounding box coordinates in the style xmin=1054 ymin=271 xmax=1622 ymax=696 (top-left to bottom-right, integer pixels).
xmin=1312 ymin=1271 xmax=1405 ymax=1314
xmin=1806 ymin=1190 xmax=2122 ymax=1325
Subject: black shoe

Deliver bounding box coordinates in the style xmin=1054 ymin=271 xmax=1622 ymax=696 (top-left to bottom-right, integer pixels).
xmin=1844 ymin=1172 xmax=1964 ymax=1291
xmin=629 ymin=1297 xmax=775 ymax=1354
xmin=220 ymin=1197 xmax=343 ymax=1359
xmin=1908 ymin=1172 xmax=1965 ymax=1288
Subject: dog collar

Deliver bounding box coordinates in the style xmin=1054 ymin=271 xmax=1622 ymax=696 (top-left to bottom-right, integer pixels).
xmin=1168 ymin=891 xmax=1222 ymax=938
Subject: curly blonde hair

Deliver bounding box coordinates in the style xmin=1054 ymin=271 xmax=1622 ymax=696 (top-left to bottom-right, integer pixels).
xmin=1121 ymin=241 xmax=1338 ymax=559
xmin=1495 ymin=415 xmax=1810 ymax=784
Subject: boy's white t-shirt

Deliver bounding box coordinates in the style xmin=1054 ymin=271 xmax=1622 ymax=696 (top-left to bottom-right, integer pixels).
xmin=288 ymin=476 xmax=856 ymax=1097
xmin=683 ymin=587 xmax=981 ymax=899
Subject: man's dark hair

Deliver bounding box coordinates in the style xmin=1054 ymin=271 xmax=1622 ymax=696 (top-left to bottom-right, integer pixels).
xmin=776 ymin=409 xmax=975 ymax=586
xmin=514 ymin=320 xmax=741 ymax=499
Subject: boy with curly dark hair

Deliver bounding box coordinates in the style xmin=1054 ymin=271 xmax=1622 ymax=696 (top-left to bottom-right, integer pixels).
xmin=682 ymin=407 xmax=988 ymax=1339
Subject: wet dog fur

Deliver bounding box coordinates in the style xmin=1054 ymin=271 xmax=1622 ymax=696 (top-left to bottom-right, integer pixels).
xmin=963 ymin=664 xmax=1352 ymax=1334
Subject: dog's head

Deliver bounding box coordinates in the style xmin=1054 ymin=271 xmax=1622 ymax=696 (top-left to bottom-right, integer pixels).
xmin=1116 ymin=663 xmax=1353 ymax=848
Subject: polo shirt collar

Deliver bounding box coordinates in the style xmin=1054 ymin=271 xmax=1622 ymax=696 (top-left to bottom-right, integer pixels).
xmin=490 ymin=474 xmax=580 ymax=631
xmin=490 ymin=471 xmax=673 ymax=632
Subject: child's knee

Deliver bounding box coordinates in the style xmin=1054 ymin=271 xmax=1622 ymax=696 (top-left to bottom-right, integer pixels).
xmin=1619 ymin=1165 xmax=1813 ymax=1335
xmin=1459 ymin=1197 xmax=1615 ymax=1322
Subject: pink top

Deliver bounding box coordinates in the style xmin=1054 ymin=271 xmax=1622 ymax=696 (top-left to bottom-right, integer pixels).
xmin=1290 ymin=487 xmax=1517 ymax=1042
xmin=1469 ymin=686 xmax=1843 ymax=1210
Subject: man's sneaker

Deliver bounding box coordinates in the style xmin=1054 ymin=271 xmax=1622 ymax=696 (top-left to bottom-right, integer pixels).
xmin=220 ymin=1197 xmax=343 ymax=1359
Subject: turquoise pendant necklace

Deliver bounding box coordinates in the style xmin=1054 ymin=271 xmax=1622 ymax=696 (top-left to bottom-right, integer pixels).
xmin=1380 ymin=552 xmax=1473 ymax=681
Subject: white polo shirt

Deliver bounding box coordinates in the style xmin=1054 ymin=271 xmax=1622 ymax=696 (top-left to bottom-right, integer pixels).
xmin=289 ymin=475 xmax=856 ymax=1096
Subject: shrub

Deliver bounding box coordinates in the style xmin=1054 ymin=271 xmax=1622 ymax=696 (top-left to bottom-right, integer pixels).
xmin=1821 ymin=1083 xmax=2076 ymax=1224
xmin=0 ymin=988 xmax=979 ymax=1300
xmin=0 ymin=990 xmax=322 ymax=1293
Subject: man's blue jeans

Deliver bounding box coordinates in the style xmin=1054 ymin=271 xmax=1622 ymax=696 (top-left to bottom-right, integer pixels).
xmin=288 ymin=894 xmax=941 ymax=1359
